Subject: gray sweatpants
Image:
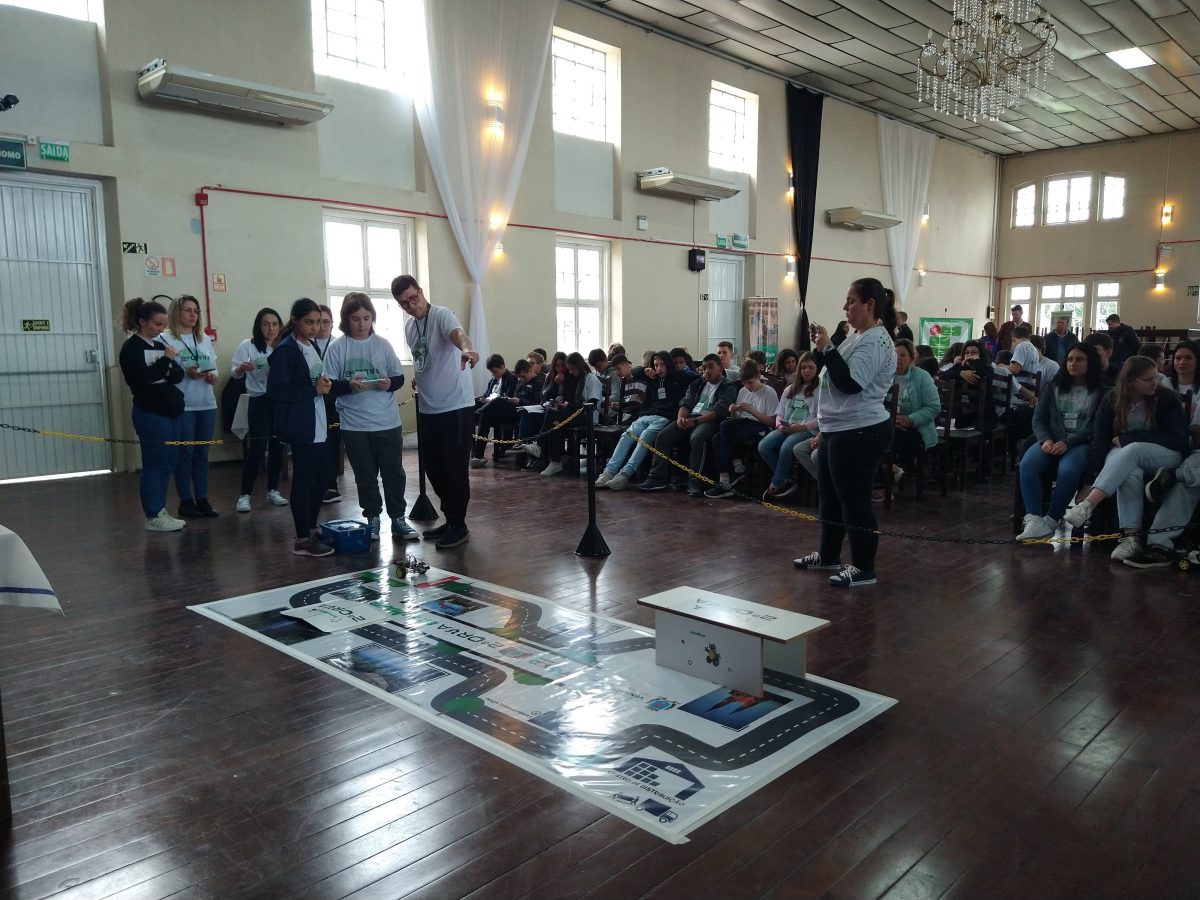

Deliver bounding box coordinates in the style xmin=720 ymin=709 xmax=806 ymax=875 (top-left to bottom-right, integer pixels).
xmin=342 ymin=426 xmax=407 ymax=520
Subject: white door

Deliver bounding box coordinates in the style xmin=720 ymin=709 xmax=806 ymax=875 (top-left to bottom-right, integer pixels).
xmin=707 ymin=254 xmax=744 ymax=355
xmin=0 ymin=173 xmax=111 ymax=479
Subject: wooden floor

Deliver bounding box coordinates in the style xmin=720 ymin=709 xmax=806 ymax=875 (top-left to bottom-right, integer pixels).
xmin=2 ymin=456 xmax=1199 ymax=899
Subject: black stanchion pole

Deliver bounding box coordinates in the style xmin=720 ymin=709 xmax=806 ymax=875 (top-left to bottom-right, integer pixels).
xmin=575 ymin=400 xmax=610 ymax=558
xmin=410 ymin=390 xmax=438 ymax=521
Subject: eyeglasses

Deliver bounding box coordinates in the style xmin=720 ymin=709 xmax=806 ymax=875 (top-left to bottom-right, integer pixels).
xmin=1134 ymin=375 xmax=1159 ymax=384
xmin=396 ymin=294 xmax=419 ymax=306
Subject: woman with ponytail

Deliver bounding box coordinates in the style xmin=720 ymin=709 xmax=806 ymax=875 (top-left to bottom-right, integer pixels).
xmin=118 ymin=297 xmax=186 ymax=532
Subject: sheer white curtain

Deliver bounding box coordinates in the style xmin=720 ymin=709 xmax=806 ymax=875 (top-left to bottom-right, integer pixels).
xmin=878 ymin=117 xmax=935 ymax=306
xmin=408 ymin=0 xmax=557 ymax=390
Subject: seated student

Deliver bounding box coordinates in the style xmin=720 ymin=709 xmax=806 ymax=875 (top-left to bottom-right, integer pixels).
xmin=704 ymin=360 xmax=779 ymax=498
xmin=936 ymin=342 xmax=965 ymax=378
xmin=940 ymin=340 xmax=998 ymax=431
xmin=745 ymin=350 xmax=768 ymax=369
xmin=758 ymin=350 xmax=820 ymax=499
xmin=1141 ymin=343 xmax=1166 ymax=375
xmin=1063 ymin=356 xmax=1188 ymax=561
xmin=1005 ymin=324 xmax=1042 ymax=433
xmin=1029 ymin=334 xmax=1060 ymax=385
xmin=539 ymin=352 xmax=603 ymax=478
xmin=914 ymin=344 xmax=939 ymax=377
xmin=596 ymin=350 xmax=696 ymax=491
xmin=638 ymin=354 xmax=737 ymax=496
xmin=1133 ymin=400 xmax=1200 ymax=568
xmin=890 ymin=339 xmax=941 ymax=478
xmin=1083 ymin=332 xmax=1117 ymax=385
xmin=588 ymin=348 xmax=614 ymax=421
xmin=525 ymin=349 xmax=545 ymax=379
xmin=476 ymin=354 xmax=517 ymax=405
xmin=717 ymin=341 xmax=740 ymax=380
xmin=472 ymin=358 xmax=536 ymax=467
xmin=1160 ymin=339 xmax=1198 ymax=405
xmin=516 ymin=352 xmax=566 ymax=464
xmin=764 ymin=348 xmax=797 ymax=394
xmin=607 ymin=354 xmax=647 ymax=427
xmin=1016 ymin=344 xmax=1106 ymax=540
xmin=607 ymin=342 xmax=626 ymax=358
xmin=670 ymin=347 xmax=695 ymax=374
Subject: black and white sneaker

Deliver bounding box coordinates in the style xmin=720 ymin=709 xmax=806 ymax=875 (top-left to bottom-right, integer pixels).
xmin=435 ymin=524 xmax=470 ymax=549
xmin=322 ymin=488 xmax=341 ymax=504
xmin=793 ymin=552 xmax=843 ymax=570
xmin=293 ymin=536 xmax=335 ymax=557
xmin=828 ymin=565 xmax=877 ymax=587
xmin=1122 ymin=546 xmax=1174 ymax=569
xmin=1145 ymin=466 xmax=1178 ymax=504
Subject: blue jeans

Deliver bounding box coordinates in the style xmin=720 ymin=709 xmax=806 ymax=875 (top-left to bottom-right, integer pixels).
xmin=759 ymin=428 xmax=812 ymax=488
xmin=605 ymin=415 xmax=669 ymax=476
xmin=132 ymin=406 xmax=181 ymax=517
xmin=175 ymin=408 xmax=217 ymax=501
xmin=1019 ymin=442 xmax=1090 ymax=521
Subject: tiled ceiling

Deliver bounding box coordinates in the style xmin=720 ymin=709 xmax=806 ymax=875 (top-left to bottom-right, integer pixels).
xmin=587 ymin=0 xmax=1200 ymax=154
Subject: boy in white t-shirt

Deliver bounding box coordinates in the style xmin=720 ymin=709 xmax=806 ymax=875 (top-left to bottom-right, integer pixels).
xmin=705 ymin=360 xmax=779 ymax=498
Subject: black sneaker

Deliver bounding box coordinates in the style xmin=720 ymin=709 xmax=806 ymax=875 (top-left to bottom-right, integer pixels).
xmin=686 ymin=480 xmax=705 ymax=498
xmin=196 ymin=498 xmax=220 ymax=518
xmin=1145 ymin=466 xmax=1178 ymax=504
xmin=323 ymin=488 xmax=341 ymax=504
xmin=391 ymin=518 xmax=420 ymax=541
xmin=703 ymin=482 xmax=736 ymax=499
xmin=435 ymin=524 xmax=470 ymax=549
xmin=1122 ymin=546 xmax=1174 ymax=569
xmin=793 ymin=551 xmax=843 ymax=570
xmin=177 ymin=499 xmax=203 ymax=519
xmin=829 ymin=565 xmax=877 ymax=587
xmin=293 ymin=536 xmax=335 ymax=557
xmin=422 ymin=522 xmax=449 ymax=539
xmin=637 ymin=477 xmax=668 ymax=492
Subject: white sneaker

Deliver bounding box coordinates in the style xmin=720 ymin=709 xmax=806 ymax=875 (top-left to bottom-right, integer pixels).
xmin=1017 ymin=514 xmax=1056 ymax=541
xmin=1111 ymin=535 xmax=1142 ymax=562
xmin=595 ymin=469 xmax=616 ymax=488
xmin=607 ymin=473 xmax=630 ymax=491
xmin=469 ymin=457 xmax=487 ymax=468
xmin=541 ymin=461 xmax=564 ymax=477
xmin=157 ymin=507 xmax=186 ymax=526
xmin=521 ymin=442 xmax=542 ymax=459
xmin=267 ymin=489 xmax=289 ymax=506
xmin=1061 ymin=498 xmax=1093 ymax=528
xmin=145 ymin=514 xmax=184 ymax=532
xmin=732 ymin=459 xmax=746 ymax=475
xmin=236 ymin=494 xmax=251 ymax=513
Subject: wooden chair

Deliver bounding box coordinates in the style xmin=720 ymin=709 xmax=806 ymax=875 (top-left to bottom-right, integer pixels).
xmin=935 ymin=379 xmax=987 ymax=494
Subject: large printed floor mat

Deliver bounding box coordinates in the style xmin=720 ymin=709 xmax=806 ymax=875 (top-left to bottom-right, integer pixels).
xmin=191 ymin=566 xmax=895 ymax=843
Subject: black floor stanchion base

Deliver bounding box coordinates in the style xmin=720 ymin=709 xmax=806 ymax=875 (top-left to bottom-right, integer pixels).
xmin=410 ymin=492 xmax=438 ymax=521
xmin=575 ymin=522 xmax=611 ymax=558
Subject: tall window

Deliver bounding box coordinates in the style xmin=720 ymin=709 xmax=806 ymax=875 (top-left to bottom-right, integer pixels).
xmin=322 ymin=212 xmax=415 ymax=362
xmin=552 ymin=32 xmax=618 ymax=143
xmin=1100 ymin=175 xmax=1126 ymax=220
xmin=1044 ymin=174 xmax=1092 ymax=224
xmin=1013 ymin=183 xmax=1036 ymax=227
xmin=709 ymin=83 xmax=757 ymax=175
xmin=1094 ymin=282 xmax=1120 ymax=329
xmin=555 ymin=238 xmax=608 ymax=356
xmin=312 ymin=0 xmax=401 ymax=89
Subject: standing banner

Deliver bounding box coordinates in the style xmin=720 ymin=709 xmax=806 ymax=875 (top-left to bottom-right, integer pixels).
xmin=919 ymin=317 xmax=973 ymax=360
xmin=747 ymin=297 xmax=779 ymax=363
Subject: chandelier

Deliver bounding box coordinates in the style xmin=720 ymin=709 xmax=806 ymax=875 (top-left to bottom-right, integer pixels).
xmin=916 ymin=0 xmax=1057 ymax=123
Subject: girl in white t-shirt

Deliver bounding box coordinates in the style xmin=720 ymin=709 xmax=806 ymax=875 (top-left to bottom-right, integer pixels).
xmin=230 ymin=308 xmax=288 ymax=512
xmin=163 ymin=295 xmax=219 ymax=519
xmin=758 ymin=351 xmax=820 ymax=499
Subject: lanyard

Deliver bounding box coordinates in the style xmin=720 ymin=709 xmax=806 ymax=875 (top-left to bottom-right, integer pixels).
xmin=313 ymin=337 xmax=328 ymax=360
xmin=181 ymin=334 xmax=201 ymax=363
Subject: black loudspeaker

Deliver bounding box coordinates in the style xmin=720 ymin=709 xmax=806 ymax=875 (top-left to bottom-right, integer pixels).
xmin=688 ymin=248 xmax=706 ymax=272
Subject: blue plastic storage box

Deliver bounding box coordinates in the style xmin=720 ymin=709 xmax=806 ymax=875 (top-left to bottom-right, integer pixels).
xmin=320 ymin=519 xmax=371 ymax=554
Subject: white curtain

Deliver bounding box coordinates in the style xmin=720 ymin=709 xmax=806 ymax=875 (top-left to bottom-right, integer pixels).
xmin=877 ymin=117 xmax=936 ymax=307
xmin=409 ymin=0 xmax=558 ymax=391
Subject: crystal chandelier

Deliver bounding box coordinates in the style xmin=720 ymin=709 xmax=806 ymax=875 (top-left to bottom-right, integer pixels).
xmin=916 ymin=0 xmax=1057 ymax=123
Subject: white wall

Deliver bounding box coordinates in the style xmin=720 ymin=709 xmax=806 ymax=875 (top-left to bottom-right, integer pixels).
xmin=1 ymin=0 xmax=1000 ymax=469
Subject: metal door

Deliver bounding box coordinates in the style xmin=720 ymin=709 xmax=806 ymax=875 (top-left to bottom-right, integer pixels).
xmin=707 ymin=253 xmax=744 ymax=355
xmin=0 ymin=173 xmax=111 ymax=479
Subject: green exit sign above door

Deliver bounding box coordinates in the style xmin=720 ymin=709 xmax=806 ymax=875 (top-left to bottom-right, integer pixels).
xmin=39 ymin=141 xmax=70 ymax=163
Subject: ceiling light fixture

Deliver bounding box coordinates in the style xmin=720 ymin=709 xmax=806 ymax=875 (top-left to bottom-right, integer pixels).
xmin=1106 ymin=48 xmax=1154 ymax=70
xmin=917 ymin=0 xmax=1057 ymax=122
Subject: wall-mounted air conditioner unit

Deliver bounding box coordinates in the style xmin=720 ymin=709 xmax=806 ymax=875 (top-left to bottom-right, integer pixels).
xmin=825 ymin=207 xmax=902 ymax=230
xmin=136 ymin=58 xmax=333 ymax=126
xmin=637 ymin=168 xmax=740 ymax=201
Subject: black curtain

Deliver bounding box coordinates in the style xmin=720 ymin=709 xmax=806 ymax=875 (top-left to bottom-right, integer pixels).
xmin=786 ymin=85 xmax=823 ymax=352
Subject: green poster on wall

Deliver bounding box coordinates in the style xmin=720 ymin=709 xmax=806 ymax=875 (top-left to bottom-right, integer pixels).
xmin=919 ymin=317 xmax=973 ymax=360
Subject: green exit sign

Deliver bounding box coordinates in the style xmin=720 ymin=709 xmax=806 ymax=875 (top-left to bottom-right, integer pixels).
xmin=39 ymin=141 xmax=70 ymax=163
xmin=22 ymin=319 xmax=51 ymax=332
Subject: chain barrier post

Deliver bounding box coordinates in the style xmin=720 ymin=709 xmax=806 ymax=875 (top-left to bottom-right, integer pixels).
xmin=575 ymin=400 xmax=610 ymax=558
xmin=409 ymin=390 xmax=438 ymax=521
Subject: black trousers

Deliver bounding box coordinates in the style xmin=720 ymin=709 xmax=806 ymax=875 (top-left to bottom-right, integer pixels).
xmin=290 ymin=441 xmax=328 ymax=539
xmin=240 ymin=395 xmax=283 ymax=495
xmin=419 ymin=406 xmax=474 ymax=526
xmin=473 ymin=399 xmax=519 ymax=459
xmin=817 ymin=419 xmax=893 ymax=572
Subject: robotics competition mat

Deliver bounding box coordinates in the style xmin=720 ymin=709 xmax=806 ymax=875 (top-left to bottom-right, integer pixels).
xmin=191 ymin=566 xmax=894 ymax=843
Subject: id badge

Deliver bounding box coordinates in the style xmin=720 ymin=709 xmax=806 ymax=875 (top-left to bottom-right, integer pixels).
xmin=657 ymin=388 xmax=666 ymax=399
xmin=1063 ymin=413 xmax=1078 ymax=429
xmin=692 ymin=402 xmax=706 ymax=414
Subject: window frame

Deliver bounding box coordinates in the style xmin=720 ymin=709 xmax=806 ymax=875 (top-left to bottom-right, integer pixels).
xmin=554 ymin=236 xmax=610 ymax=356
xmin=321 ymin=209 xmax=416 ymax=363
xmin=1099 ymin=172 xmax=1126 ymax=222
xmin=311 ymin=0 xmax=403 ymax=90
xmin=1093 ymin=280 xmax=1120 ymax=331
xmin=1042 ymin=172 xmax=1094 ymax=226
xmin=1035 ymin=281 xmax=1088 ymax=335
xmin=1012 ymin=182 xmax=1036 ymax=228
xmin=708 ymin=81 xmax=758 ymax=177
xmin=550 ymin=29 xmax=620 ymax=145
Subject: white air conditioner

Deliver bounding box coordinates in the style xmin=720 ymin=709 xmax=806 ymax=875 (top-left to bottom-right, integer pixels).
xmin=825 ymin=207 xmax=902 ymax=230
xmin=137 ymin=58 xmax=333 ymax=126
xmin=636 ymin=168 xmax=740 ymax=201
